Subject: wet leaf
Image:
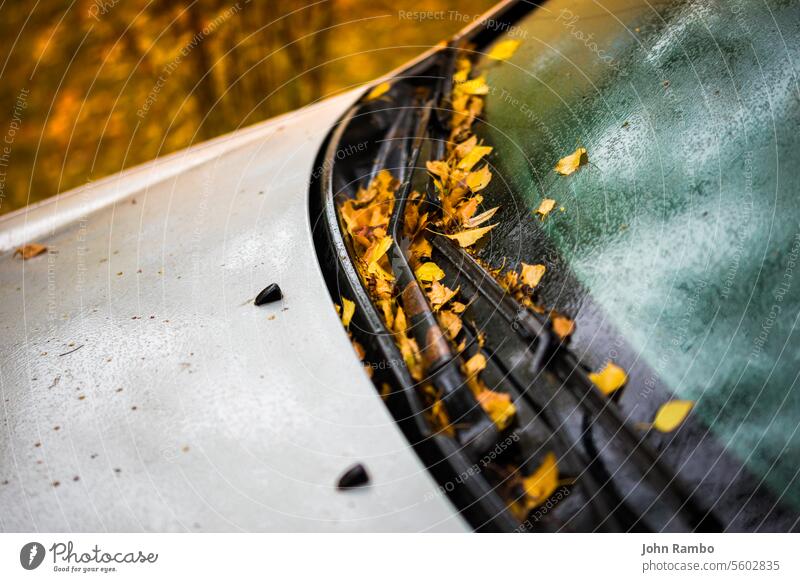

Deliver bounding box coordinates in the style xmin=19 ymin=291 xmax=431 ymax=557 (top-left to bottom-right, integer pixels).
xmin=456 ymin=75 xmax=489 ymax=96
xmin=652 ymin=400 xmax=694 ymax=433
xmin=521 ymin=452 xmax=559 ymax=511
xmin=589 ymin=362 xmax=628 ymax=396
xmin=442 ymin=223 xmax=497 ymax=247
xmin=427 ymin=281 xmax=459 ymax=311
xmin=487 ymin=39 xmax=521 ymax=61
xmin=466 ymin=165 xmax=492 ymax=192
xmin=14 ymin=243 xmax=47 ymax=260
xmin=555 ymin=147 xmax=588 ymax=175
xmin=366 ymin=82 xmax=391 ymax=101
xmin=457 ymin=145 xmax=492 ymax=172
xmin=477 ymin=390 xmax=516 ymax=430
xmin=465 ymin=353 xmax=487 ymax=377
xmin=535 ymin=198 xmax=557 ymax=219
xmin=438 ymin=310 xmax=462 ymax=340
xmin=341 ymin=298 xmax=355 ymax=328
xmin=426 ymin=160 xmax=449 ymax=181
xmin=520 ymin=263 xmax=546 ymax=288
xmin=415 ymin=261 xmax=446 ymax=282
xmin=464 ymin=206 xmax=499 ymax=228
xmin=551 ymin=314 xmax=575 ymax=339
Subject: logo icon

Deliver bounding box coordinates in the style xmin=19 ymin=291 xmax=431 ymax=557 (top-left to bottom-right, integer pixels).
xmin=20 ymin=542 xmax=45 ymax=570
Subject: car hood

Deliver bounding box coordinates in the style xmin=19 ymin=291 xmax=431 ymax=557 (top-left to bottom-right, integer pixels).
xmin=0 ymin=90 xmax=467 ymax=532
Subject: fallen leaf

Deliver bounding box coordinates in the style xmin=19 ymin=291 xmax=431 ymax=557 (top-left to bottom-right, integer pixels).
xmin=652 ymin=400 xmax=694 ymax=433
xmin=466 ymin=166 xmax=492 ymax=192
xmin=427 ymin=281 xmax=459 ymax=311
xmin=438 ymin=310 xmax=462 ymax=340
xmin=458 ymin=145 xmax=492 ymax=172
xmin=341 ymin=298 xmax=355 ymax=328
xmin=589 ymin=362 xmax=628 ymax=396
xmin=521 ymin=452 xmax=559 ymax=511
xmin=464 ymin=206 xmax=499 ymax=228
xmin=415 ymin=262 xmax=446 ymax=282
xmin=535 ymin=198 xmax=557 ymax=219
xmin=487 ymin=39 xmax=521 ymax=61
xmin=442 ymin=223 xmax=497 ymax=247
xmin=555 ymin=147 xmax=588 ymax=175
xmin=477 ymin=390 xmax=516 ymax=430
xmin=520 ymin=263 xmax=546 ymax=287
xmin=14 ymin=243 xmax=47 ymax=260
xmin=366 ymin=81 xmax=391 ymax=101
xmin=465 ymin=353 xmax=487 ymax=377
xmin=551 ymin=315 xmax=575 ymax=339
xmin=426 ymin=160 xmax=449 ymax=181
xmin=456 ymin=75 xmax=489 ymax=96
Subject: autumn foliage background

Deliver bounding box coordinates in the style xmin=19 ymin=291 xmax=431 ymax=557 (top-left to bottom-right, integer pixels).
xmin=0 ymin=0 xmax=495 ymax=216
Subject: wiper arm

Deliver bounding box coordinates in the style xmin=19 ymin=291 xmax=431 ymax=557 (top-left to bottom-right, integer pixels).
xmin=388 ymin=99 xmax=499 ymax=457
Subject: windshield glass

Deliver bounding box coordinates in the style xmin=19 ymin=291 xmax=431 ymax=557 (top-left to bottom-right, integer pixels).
xmin=471 ymin=0 xmax=800 ymax=507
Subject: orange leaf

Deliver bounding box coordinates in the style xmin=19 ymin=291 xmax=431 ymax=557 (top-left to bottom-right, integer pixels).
xmin=520 ymin=263 xmax=546 ymax=287
xmin=555 ymin=147 xmax=588 ymax=175
xmin=442 ymin=223 xmax=497 ymax=247
xmin=589 ymin=362 xmax=628 ymax=396
xmin=14 ymin=243 xmax=47 ymax=260
xmin=477 ymin=390 xmax=516 ymax=430
xmin=536 ymin=198 xmax=557 ymax=219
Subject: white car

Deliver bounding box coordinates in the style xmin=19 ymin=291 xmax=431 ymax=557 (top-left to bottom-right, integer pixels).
xmin=2 ymin=0 xmax=799 ymax=532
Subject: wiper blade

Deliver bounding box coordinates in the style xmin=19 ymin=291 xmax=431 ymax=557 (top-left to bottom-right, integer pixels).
xmin=388 ymin=99 xmax=499 ymax=457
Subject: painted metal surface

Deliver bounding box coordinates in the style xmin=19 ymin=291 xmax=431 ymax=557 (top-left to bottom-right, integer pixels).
xmin=0 ymin=90 xmax=467 ymax=532
xmin=475 ymin=0 xmax=800 ymax=515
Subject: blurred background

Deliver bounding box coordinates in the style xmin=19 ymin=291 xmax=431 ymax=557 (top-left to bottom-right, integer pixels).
xmin=0 ymin=0 xmax=495 ymax=216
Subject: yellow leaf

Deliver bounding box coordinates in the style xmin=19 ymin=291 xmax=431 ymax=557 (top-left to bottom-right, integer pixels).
xmin=487 ymin=39 xmax=521 ymax=61
xmin=427 ymin=281 xmax=459 ymax=311
xmin=521 ymin=453 xmax=559 ymax=510
xmin=366 ymin=82 xmax=391 ymax=101
xmin=477 ymin=390 xmax=516 ymax=431
xmin=415 ymin=261 xmax=445 ymax=282
xmin=426 ymin=160 xmax=449 ymax=181
xmin=14 ymin=243 xmax=47 ymax=260
xmin=652 ymin=400 xmax=694 ymax=433
xmin=589 ymin=362 xmax=628 ymax=396
xmin=465 ymin=353 xmax=487 ymax=377
xmin=555 ymin=147 xmax=588 ymax=175
xmin=442 ymin=223 xmax=497 ymax=247
xmin=364 ymin=236 xmax=393 ymax=279
xmin=438 ymin=310 xmax=462 ymax=340
xmin=456 ymin=75 xmax=489 ymax=95
xmin=520 ymin=263 xmax=546 ymax=287
xmin=341 ymin=298 xmax=355 ymax=328
xmin=464 ymin=206 xmax=499 ymax=228
xmin=466 ymin=165 xmax=492 ymax=192
xmin=458 ymin=145 xmax=492 ymax=172
xmin=536 ymin=198 xmax=557 ymax=219
xmin=454 ymin=135 xmax=477 ymax=159
xmin=551 ymin=315 xmax=575 ymax=339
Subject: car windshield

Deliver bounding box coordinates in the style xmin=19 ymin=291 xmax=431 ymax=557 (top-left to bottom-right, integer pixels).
xmin=471 ymin=0 xmax=800 ymax=508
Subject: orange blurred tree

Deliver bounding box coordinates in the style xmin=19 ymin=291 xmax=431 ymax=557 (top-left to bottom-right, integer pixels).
xmin=0 ymin=0 xmax=494 ymax=215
